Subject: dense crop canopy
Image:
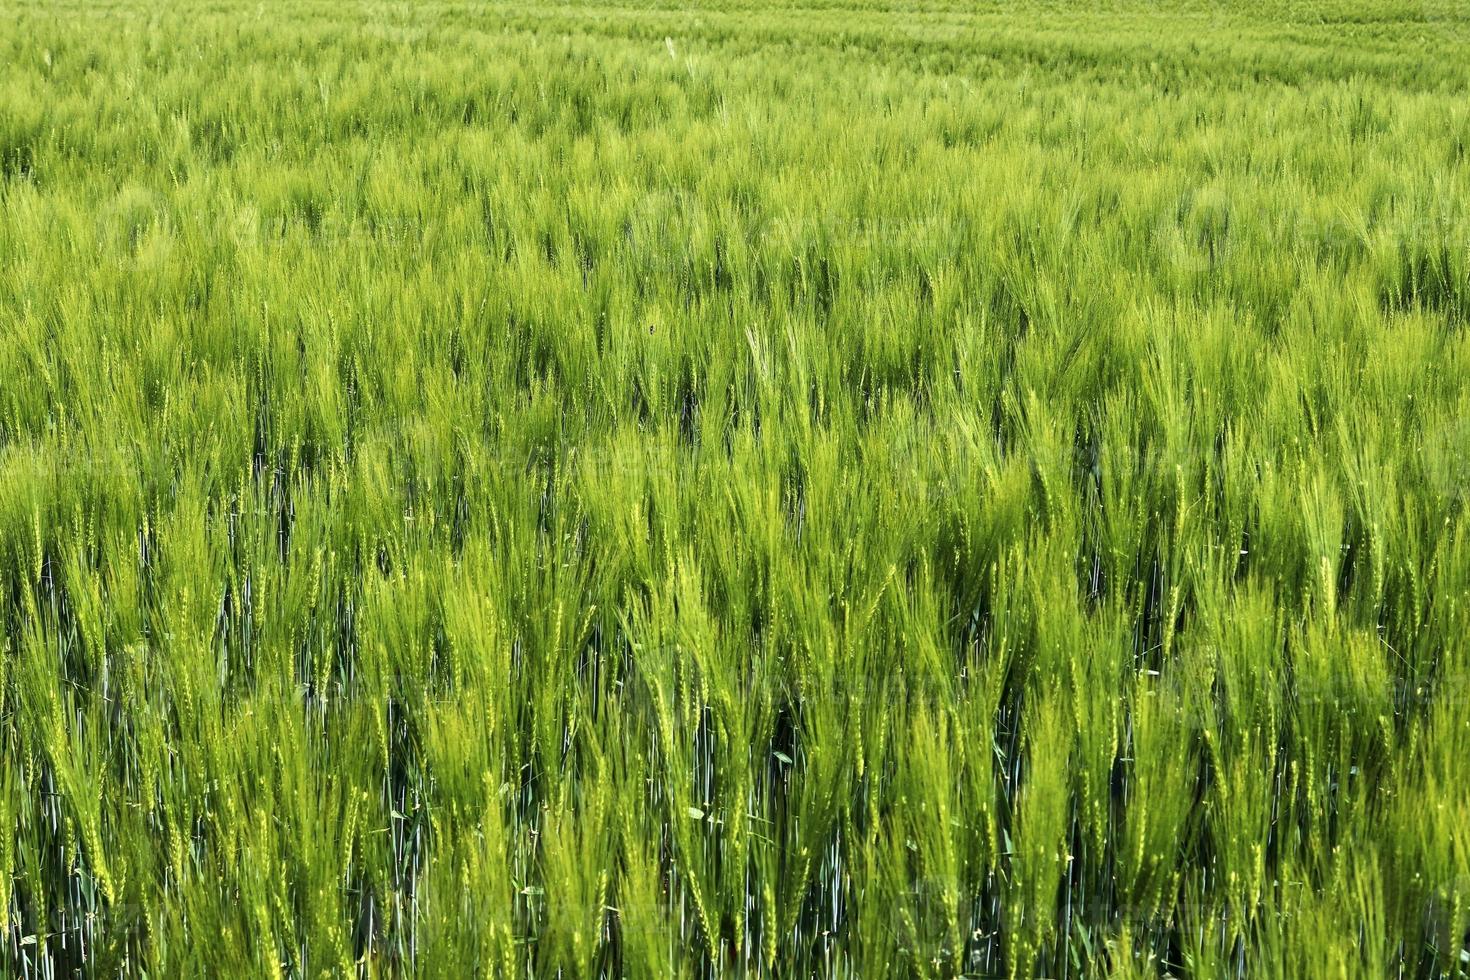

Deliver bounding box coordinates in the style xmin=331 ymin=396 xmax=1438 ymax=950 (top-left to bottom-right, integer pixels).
xmin=2 ymin=0 xmax=1469 ymax=976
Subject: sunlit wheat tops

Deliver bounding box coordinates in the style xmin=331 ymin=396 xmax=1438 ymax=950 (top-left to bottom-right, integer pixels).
xmin=3 ymin=0 xmax=1470 ymax=976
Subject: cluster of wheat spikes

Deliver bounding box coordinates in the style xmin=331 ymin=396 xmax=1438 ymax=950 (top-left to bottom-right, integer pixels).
xmin=2 ymin=0 xmax=1469 ymax=976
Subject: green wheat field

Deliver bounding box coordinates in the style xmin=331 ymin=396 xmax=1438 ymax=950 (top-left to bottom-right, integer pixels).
xmin=3 ymin=0 xmax=1470 ymax=976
